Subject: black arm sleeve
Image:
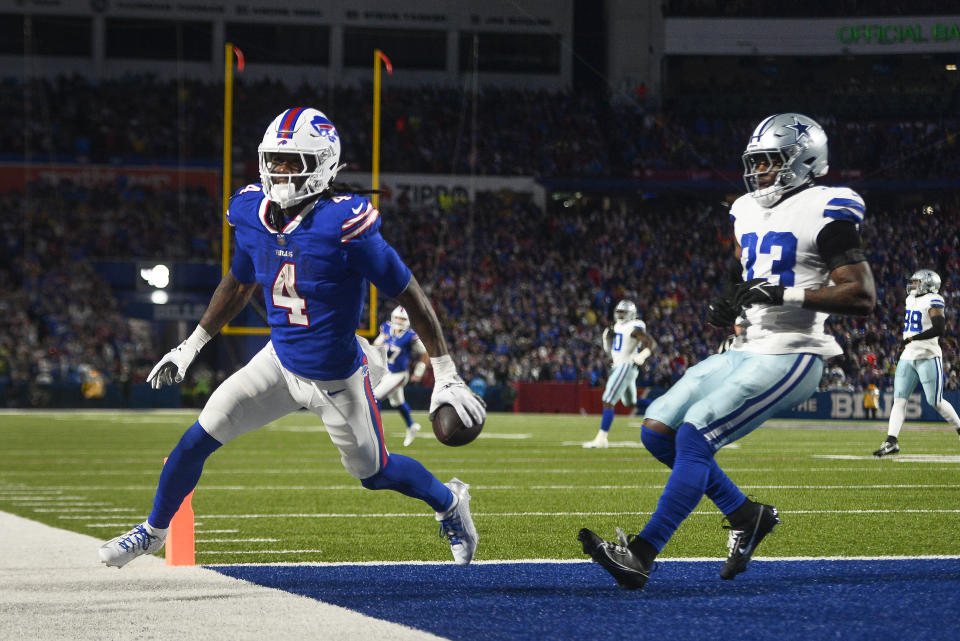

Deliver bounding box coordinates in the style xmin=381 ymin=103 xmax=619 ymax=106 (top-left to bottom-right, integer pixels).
xmin=910 ymin=314 xmax=946 ymax=341
xmin=816 ymin=220 xmax=867 ymax=271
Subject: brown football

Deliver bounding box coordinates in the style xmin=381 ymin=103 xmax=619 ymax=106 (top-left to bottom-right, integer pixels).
xmin=432 ymin=404 xmax=484 ymax=446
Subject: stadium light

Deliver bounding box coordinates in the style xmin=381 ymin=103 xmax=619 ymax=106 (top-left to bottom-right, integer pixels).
xmin=150 ymin=290 xmax=169 ymax=305
xmin=140 ymin=264 xmax=170 ymax=289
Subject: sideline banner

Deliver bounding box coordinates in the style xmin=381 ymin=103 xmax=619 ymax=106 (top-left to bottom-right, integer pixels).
xmin=776 ymin=391 xmax=960 ymax=422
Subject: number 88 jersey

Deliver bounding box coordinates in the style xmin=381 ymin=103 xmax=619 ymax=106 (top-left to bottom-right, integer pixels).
xmin=902 ymin=292 xmax=945 ymax=360
xmin=729 ymin=185 xmax=865 ymax=357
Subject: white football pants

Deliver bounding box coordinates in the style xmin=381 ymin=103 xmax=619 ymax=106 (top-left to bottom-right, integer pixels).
xmin=198 ymin=340 xmax=389 ymax=479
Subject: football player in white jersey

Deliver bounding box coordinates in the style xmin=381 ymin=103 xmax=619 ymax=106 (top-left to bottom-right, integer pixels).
xmin=583 ymin=300 xmax=655 ymax=448
xmin=874 ymin=269 xmax=960 ymax=456
xmin=580 ymin=113 xmax=876 ymax=589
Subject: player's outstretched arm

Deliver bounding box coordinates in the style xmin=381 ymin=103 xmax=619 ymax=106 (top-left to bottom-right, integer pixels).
xmin=395 ymin=275 xmax=485 ymax=427
xmin=197 ymin=270 xmax=260 ymax=334
xmin=147 ymin=270 xmax=258 ymax=389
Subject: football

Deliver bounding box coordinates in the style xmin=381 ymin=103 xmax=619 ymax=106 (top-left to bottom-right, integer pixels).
xmin=432 ymin=404 xmax=484 ymax=446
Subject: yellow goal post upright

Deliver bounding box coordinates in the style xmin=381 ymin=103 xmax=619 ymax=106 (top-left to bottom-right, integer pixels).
xmin=219 ymin=43 xmax=384 ymax=337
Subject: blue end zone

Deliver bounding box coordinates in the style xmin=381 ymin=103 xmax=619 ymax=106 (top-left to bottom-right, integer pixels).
xmin=209 ymin=559 xmax=960 ymax=640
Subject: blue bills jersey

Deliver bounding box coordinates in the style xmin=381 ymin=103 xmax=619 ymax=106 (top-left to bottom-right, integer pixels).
xmin=380 ymin=322 xmax=423 ymax=374
xmin=227 ymin=185 xmax=411 ymax=380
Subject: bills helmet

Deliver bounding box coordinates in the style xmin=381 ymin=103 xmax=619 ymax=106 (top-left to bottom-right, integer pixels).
xmin=909 ymin=269 xmax=941 ymax=296
xmin=258 ymin=107 xmax=341 ymax=209
xmin=390 ymin=306 xmax=411 ymax=337
xmin=614 ymin=300 xmax=637 ymax=322
xmin=742 ymin=113 xmax=828 ymax=207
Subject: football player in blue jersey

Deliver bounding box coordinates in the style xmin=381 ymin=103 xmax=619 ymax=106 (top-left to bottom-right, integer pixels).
xmin=579 ymin=113 xmax=877 ymax=589
xmin=99 ymin=107 xmax=485 ymax=569
xmin=373 ymin=305 xmax=430 ymax=446
xmin=874 ymin=269 xmax=960 ymax=456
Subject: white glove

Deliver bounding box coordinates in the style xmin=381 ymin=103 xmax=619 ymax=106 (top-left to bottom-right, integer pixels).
xmin=631 ymin=347 xmax=652 ymax=367
xmin=428 ymin=355 xmax=486 ymax=428
xmin=147 ymin=326 xmax=211 ymax=389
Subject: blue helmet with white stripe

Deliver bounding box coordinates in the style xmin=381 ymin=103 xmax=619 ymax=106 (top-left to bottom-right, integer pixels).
xmin=743 ymin=113 xmax=829 ymax=207
xmin=258 ymin=107 xmax=342 ymax=209
xmin=909 ymin=269 xmax=941 ymax=296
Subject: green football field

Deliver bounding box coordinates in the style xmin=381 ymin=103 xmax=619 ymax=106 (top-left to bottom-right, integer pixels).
xmin=2 ymin=410 xmax=959 ymax=564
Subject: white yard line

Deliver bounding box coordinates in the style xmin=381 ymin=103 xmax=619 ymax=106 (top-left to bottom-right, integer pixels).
xmin=0 ymin=510 xmax=445 ymax=641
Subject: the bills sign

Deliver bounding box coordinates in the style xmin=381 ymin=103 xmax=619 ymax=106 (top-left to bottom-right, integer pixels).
xmin=778 ymin=391 xmax=960 ymax=422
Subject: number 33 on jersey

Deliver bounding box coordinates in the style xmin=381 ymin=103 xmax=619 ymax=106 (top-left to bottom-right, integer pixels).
xmin=730 ymin=185 xmax=865 ymax=357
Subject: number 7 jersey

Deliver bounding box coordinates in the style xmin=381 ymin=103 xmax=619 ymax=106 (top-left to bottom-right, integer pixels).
xmin=729 ymin=185 xmax=865 ymax=357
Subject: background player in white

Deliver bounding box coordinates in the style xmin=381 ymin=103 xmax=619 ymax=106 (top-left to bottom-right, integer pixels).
xmin=583 ymin=300 xmax=654 ymax=448
xmin=374 ymin=305 xmax=429 ymax=446
xmin=874 ymin=269 xmax=960 ymax=456
xmin=98 ymin=108 xmax=485 ymax=569
xmin=579 ymin=113 xmax=876 ymax=589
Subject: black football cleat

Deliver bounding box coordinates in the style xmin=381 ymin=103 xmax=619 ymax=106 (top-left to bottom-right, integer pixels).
xmin=720 ymin=502 xmax=780 ymax=580
xmin=873 ymin=437 xmax=900 ymax=457
xmin=578 ymin=527 xmax=652 ymax=590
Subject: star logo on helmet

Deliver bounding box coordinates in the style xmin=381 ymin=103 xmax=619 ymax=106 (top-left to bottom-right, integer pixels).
xmin=785 ymin=118 xmax=811 ymax=141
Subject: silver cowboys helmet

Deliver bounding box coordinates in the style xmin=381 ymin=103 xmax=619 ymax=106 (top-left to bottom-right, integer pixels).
xmin=390 ymin=306 xmax=410 ymax=337
xmin=614 ymin=300 xmax=637 ymax=322
xmin=909 ymin=269 xmax=941 ymax=296
xmin=258 ymin=107 xmax=342 ymax=209
xmin=743 ymin=113 xmax=829 ymax=207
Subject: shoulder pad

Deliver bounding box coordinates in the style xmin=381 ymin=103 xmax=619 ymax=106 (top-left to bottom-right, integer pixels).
xmin=226 ymin=184 xmax=266 ymax=227
xmin=729 ymin=194 xmax=754 ymax=221
xmin=822 ymin=187 xmax=865 ymax=225
xmin=336 ymin=196 xmax=382 ymax=243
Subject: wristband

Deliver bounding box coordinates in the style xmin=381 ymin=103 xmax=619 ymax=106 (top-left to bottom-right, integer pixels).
xmin=782 ymin=287 xmax=805 ymax=308
xmin=430 ymin=355 xmax=457 ymax=382
xmin=185 ymin=325 xmax=212 ymax=352
xmin=413 ymin=361 xmax=427 ymax=378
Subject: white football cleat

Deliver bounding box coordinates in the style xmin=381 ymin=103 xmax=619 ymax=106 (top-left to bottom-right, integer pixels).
xmin=436 ymin=478 xmax=478 ymax=565
xmin=403 ymin=422 xmax=421 ymax=447
xmin=583 ymin=431 xmax=609 ymax=449
xmin=99 ymin=521 xmax=168 ymax=568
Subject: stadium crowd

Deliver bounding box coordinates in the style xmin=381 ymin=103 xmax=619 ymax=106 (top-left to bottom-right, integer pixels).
xmin=2 ymin=178 xmax=958 ymax=404
xmin=3 ymin=76 xmax=958 ymax=180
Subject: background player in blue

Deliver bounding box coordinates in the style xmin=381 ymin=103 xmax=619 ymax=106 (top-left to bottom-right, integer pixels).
xmin=98 ymin=107 xmax=486 ymax=569
xmin=874 ymin=269 xmax=960 ymax=456
xmin=373 ymin=305 xmax=430 ymax=446
xmin=579 ymin=113 xmax=876 ymax=589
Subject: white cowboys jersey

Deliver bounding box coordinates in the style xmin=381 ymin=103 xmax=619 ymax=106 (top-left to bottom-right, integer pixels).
xmin=729 ymin=185 xmax=865 ymax=357
xmin=901 ymin=292 xmax=945 ymax=360
xmin=610 ymin=319 xmax=647 ymax=367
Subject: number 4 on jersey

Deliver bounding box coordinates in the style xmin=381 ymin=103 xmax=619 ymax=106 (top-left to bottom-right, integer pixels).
xmin=272 ymin=262 xmax=309 ymax=326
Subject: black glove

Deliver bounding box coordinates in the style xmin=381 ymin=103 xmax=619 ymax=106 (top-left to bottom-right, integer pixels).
xmin=706 ymin=296 xmax=739 ymax=328
xmin=733 ymin=278 xmax=785 ymax=310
